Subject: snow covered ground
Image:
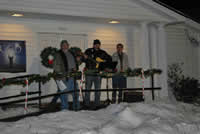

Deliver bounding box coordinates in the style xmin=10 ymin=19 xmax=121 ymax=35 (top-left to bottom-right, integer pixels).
xmin=0 ymin=106 xmax=38 ymax=119
xmin=0 ymin=100 xmax=200 ymax=134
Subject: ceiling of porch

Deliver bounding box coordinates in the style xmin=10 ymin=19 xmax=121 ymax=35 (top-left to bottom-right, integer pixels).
xmin=0 ymin=0 xmax=172 ymax=24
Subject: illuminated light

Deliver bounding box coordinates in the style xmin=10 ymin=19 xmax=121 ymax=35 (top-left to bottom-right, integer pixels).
xmin=109 ymin=20 xmax=120 ymax=24
xmin=12 ymin=14 xmax=24 ymax=17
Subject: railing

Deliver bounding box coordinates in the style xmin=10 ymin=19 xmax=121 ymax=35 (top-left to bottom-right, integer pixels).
xmin=0 ymin=73 xmax=161 ymax=108
xmin=0 ymin=74 xmax=42 ymax=108
xmin=0 ymin=73 xmax=161 ymax=121
xmin=0 ymin=91 xmax=41 ymax=101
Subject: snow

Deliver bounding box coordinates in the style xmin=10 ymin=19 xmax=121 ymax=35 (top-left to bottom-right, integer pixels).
xmin=0 ymin=106 xmax=38 ymax=119
xmin=0 ymin=100 xmax=200 ymax=134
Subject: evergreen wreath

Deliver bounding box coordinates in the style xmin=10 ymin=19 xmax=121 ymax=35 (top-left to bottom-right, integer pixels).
xmin=69 ymin=47 xmax=82 ymax=57
xmin=40 ymin=46 xmax=83 ymax=69
xmin=40 ymin=47 xmax=58 ymax=69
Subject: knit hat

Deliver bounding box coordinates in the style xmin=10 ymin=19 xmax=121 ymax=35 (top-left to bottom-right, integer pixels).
xmin=93 ymin=39 xmax=101 ymax=45
xmin=60 ymin=40 xmax=69 ymax=47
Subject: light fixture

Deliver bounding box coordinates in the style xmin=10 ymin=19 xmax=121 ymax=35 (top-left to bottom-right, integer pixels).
xmin=11 ymin=13 xmax=24 ymax=17
xmin=109 ymin=20 xmax=120 ymax=24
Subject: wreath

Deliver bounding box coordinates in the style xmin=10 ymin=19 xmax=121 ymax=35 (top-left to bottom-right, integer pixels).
xmin=69 ymin=47 xmax=82 ymax=57
xmin=40 ymin=47 xmax=58 ymax=69
xmin=40 ymin=46 xmax=83 ymax=69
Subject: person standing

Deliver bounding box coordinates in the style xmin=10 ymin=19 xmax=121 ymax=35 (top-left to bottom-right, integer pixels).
xmin=83 ymin=39 xmax=112 ymax=108
xmin=52 ymin=40 xmax=80 ymax=110
xmin=112 ymin=43 xmax=129 ymax=103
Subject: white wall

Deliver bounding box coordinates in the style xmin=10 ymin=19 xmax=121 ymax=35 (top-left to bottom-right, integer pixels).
xmin=0 ymin=23 xmax=39 ymax=98
xmin=166 ymin=25 xmax=199 ymax=79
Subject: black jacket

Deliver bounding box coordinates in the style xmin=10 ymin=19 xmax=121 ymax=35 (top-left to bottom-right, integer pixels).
xmin=84 ymin=48 xmax=112 ymax=71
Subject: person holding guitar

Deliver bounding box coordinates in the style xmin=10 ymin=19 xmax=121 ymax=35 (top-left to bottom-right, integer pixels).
xmin=83 ymin=39 xmax=112 ymax=109
xmin=52 ymin=40 xmax=80 ymax=110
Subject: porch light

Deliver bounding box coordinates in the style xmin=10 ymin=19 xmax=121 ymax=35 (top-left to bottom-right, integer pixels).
xmin=109 ymin=20 xmax=120 ymax=24
xmin=11 ymin=14 xmax=24 ymax=17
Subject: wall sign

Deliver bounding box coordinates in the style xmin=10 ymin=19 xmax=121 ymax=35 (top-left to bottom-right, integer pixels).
xmin=0 ymin=40 xmax=26 ymax=73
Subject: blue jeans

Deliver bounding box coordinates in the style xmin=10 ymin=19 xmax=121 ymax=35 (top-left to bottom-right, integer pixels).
xmin=52 ymin=78 xmax=80 ymax=110
xmin=112 ymin=75 xmax=127 ymax=103
xmin=85 ymin=75 xmax=101 ymax=106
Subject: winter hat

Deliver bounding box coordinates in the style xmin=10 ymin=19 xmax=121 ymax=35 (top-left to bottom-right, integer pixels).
xmin=93 ymin=39 xmax=101 ymax=45
xmin=60 ymin=40 xmax=69 ymax=47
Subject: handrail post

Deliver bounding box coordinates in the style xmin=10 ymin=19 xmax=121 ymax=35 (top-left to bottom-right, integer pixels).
xmin=74 ymin=76 xmax=77 ymax=111
xmin=38 ymin=80 xmax=42 ymax=108
xmin=151 ymin=74 xmax=155 ymax=100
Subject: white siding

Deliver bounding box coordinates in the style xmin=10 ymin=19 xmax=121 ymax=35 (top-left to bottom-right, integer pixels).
xmin=166 ymin=25 xmax=199 ymax=78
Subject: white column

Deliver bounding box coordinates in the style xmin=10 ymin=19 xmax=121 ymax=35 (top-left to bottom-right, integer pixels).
xmin=140 ymin=22 xmax=150 ymax=69
xmin=149 ymin=25 xmax=163 ymax=100
xmin=149 ymin=26 xmax=159 ymax=87
xmin=126 ymin=26 xmax=135 ymax=68
xmin=140 ymin=22 xmax=151 ymax=101
xmin=149 ymin=26 xmax=158 ymax=68
xmin=157 ymin=23 xmax=168 ymax=98
xmin=198 ymin=47 xmax=200 ymax=81
xmin=126 ymin=26 xmax=136 ymax=89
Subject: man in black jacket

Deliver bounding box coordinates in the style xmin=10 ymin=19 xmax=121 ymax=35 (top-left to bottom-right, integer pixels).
xmin=84 ymin=39 xmax=112 ymax=108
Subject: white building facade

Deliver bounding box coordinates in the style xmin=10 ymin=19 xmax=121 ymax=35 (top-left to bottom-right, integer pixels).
xmin=0 ymin=0 xmax=199 ymax=101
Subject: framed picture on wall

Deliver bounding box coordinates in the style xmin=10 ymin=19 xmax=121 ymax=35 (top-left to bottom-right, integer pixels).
xmin=0 ymin=40 xmax=26 ymax=73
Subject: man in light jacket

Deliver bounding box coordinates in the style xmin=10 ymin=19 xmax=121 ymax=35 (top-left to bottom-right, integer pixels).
xmin=112 ymin=43 xmax=129 ymax=103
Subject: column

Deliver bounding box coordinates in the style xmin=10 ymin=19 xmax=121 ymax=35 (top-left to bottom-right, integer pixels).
xmin=157 ymin=23 xmax=168 ymax=98
xmin=198 ymin=44 xmax=200 ymax=82
xmin=149 ymin=25 xmax=160 ymax=99
xmin=126 ymin=26 xmax=136 ymax=89
xmin=126 ymin=26 xmax=135 ymax=68
xmin=140 ymin=22 xmax=151 ymax=101
xmin=140 ymin=22 xmax=150 ymax=69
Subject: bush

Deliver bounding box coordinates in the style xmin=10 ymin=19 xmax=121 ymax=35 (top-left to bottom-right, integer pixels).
xmin=168 ymin=63 xmax=199 ymax=102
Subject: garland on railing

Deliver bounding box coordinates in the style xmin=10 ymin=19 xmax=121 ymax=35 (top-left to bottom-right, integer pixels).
xmin=0 ymin=68 xmax=162 ymax=89
xmin=0 ymin=72 xmax=82 ymax=89
xmin=85 ymin=68 xmax=162 ymax=78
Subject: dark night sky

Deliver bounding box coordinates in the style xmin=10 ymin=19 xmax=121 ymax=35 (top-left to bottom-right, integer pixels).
xmin=154 ymin=0 xmax=200 ymax=23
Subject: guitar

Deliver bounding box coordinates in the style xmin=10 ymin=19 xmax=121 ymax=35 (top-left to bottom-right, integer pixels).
xmin=95 ymin=57 xmax=105 ymax=68
xmin=78 ymin=51 xmax=106 ymax=69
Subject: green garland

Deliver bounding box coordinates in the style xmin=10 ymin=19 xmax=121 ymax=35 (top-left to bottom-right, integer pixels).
xmin=0 ymin=69 xmax=162 ymax=89
xmin=0 ymin=72 xmax=82 ymax=89
xmin=85 ymin=68 xmax=162 ymax=78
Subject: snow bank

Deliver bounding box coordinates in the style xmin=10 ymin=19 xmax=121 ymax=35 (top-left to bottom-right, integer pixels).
xmin=0 ymin=101 xmax=200 ymax=134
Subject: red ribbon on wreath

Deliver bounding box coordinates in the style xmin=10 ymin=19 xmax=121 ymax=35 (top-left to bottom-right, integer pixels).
xmin=25 ymin=79 xmax=29 ymax=85
xmin=48 ymin=55 xmax=54 ymax=65
xmin=2 ymin=78 xmax=6 ymax=84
